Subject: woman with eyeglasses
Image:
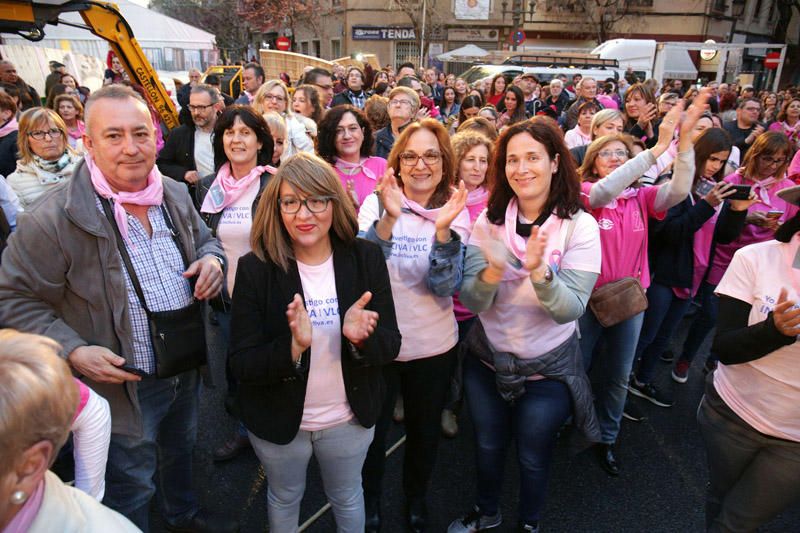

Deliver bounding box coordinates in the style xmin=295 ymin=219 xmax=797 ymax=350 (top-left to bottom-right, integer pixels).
xmin=318 ymin=105 xmax=385 ymax=211
xmin=677 ymin=131 xmax=800 ymax=378
xmin=768 ymin=97 xmax=800 ymax=152
xmin=577 ymin=91 xmax=707 ymax=476
xmin=359 ymin=119 xmax=469 ymax=532
xmin=7 ymin=107 xmax=79 ymax=207
xmin=229 ymin=152 xmax=401 ymax=532
xmin=449 ymin=118 xmax=602 ymax=533
xmin=253 ymin=80 xmax=314 ymax=161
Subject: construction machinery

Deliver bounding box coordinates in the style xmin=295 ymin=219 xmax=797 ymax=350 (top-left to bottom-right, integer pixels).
xmin=0 ymin=0 xmax=179 ymax=129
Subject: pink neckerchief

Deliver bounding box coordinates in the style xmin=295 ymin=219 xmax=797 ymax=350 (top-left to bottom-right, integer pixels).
xmin=3 ymin=479 xmax=44 ymax=533
xmin=335 ymin=157 xmax=377 ymax=181
xmin=86 ymin=154 xmax=164 ymax=244
xmin=604 ymin=187 xmax=640 ymax=210
xmin=0 ymin=117 xmax=18 ymax=138
xmin=466 ymin=185 xmax=489 ymax=208
xmin=781 ymin=121 xmax=800 ymax=142
xmin=746 ymin=171 xmax=779 ymax=207
xmin=67 ymin=120 xmax=85 ymax=141
xmin=200 ymin=162 xmax=274 ymax=214
xmin=401 ymin=194 xmax=471 ymax=236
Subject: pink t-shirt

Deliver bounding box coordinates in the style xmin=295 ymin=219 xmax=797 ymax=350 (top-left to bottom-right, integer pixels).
xmin=673 ymin=195 xmax=720 ymax=299
xmin=581 ymin=182 xmax=665 ymax=289
xmin=358 ymin=193 xmax=470 ymax=361
xmin=334 ymin=156 xmax=386 ymax=209
xmin=707 ymin=173 xmax=799 ymax=285
xmin=469 ymin=211 xmax=601 ymax=358
xmin=217 ymin=179 xmax=259 ymax=295
xmin=297 ymin=255 xmax=354 ymax=431
xmin=564 ymin=126 xmax=592 ymax=149
xmin=714 ymin=235 xmax=800 ymax=442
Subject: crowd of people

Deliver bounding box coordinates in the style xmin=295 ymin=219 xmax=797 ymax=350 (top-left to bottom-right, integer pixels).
xmin=0 ymin=53 xmax=799 ymax=533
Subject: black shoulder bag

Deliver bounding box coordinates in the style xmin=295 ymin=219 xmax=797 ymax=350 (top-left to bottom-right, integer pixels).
xmin=100 ymin=198 xmax=207 ymax=378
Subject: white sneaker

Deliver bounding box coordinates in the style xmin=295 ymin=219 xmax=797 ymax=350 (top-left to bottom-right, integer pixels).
xmin=448 ymin=507 xmax=502 ymax=532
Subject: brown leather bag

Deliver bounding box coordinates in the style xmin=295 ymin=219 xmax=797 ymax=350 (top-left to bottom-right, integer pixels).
xmin=588 ymin=277 xmax=648 ymax=327
xmin=588 ymin=201 xmax=649 ymax=327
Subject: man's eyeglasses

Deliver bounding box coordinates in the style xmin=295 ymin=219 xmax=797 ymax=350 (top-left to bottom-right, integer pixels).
xmin=28 ymin=128 xmax=62 ymax=140
xmin=188 ymin=104 xmax=215 ymax=112
xmin=389 ymin=99 xmax=413 ymax=108
xmin=399 ymin=151 xmax=441 ymax=167
xmin=278 ymin=196 xmax=333 ymax=214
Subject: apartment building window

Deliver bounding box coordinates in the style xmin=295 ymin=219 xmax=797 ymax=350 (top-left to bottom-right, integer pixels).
xmin=313 ymin=40 xmax=321 ymax=58
xmin=394 ymin=41 xmax=419 ymax=69
xmin=301 ymin=41 xmax=309 ymax=55
xmin=331 ymin=39 xmax=342 ymax=59
xmin=626 ymin=0 xmax=654 ymax=7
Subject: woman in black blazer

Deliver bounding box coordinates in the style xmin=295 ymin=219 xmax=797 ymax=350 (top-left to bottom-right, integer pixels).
xmin=229 ymin=152 xmax=401 ymax=533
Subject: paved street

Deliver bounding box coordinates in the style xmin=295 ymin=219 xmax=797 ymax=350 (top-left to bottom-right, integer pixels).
xmin=149 ymin=315 xmax=800 ymax=532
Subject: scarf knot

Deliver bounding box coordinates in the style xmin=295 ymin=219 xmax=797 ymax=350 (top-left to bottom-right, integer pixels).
xmin=200 ymin=163 xmax=274 ymax=214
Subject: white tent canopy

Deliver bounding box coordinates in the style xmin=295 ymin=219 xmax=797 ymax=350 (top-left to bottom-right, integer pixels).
xmin=2 ymin=0 xmax=215 ymax=70
xmin=437 ymin=44 xmax=489 ymax=61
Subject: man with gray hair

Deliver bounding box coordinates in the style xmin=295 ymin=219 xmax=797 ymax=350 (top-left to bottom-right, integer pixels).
xmin=158 ymin=83 xmax=221 ymax=200
xmin=543 ymin=78 xmax=571 ymax=117
xmin=0 ymin=84 xmax=236 ymax=533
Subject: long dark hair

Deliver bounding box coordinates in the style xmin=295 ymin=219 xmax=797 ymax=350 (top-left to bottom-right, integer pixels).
xmin=776 ymin=211 xmax=800 ymax=242
xmin=316 ymin=105 xmax=373 ymax=164
xmin=486 ymin=117 xmax=582 ymax=223
xmin=694 ymin=128 xmax=732 ymax=184
xmin=213 ymin=105 xmax=274 ymax=172
xmin=503 ymin=86 xmax=527 ymax=125
xmin=457 ymin=95 xmax=483 ymax=126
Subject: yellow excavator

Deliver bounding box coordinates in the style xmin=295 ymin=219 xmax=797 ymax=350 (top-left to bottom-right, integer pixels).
xmin=0 ymin=0 xmax=179 ymax=129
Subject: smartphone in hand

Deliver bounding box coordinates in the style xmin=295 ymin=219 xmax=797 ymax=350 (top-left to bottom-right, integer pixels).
xmin=728 ymin=184 xmax=752 ymax=201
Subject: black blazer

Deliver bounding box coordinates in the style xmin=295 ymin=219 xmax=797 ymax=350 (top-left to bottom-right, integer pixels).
xmin=229 ymin=237 xmax=401 ymax=444
xmin=156 ymin=123 xmax=197 ymax=184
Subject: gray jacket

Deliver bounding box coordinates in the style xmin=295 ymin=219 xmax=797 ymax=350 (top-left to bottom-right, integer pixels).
xmin=0 ymin=159 xmax=224 ymax=437
xmin=466 ymin=319 xmax=601 ymax=446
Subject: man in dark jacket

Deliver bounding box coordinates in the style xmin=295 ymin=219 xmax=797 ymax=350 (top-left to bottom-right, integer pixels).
xmin=177 ymin=68 xmax=202 ymax=125
xmin=0 ymin=61 xmax=40 ymax=110
xmin=157 ymin=85 xmax=221 ymax=205
xmin=331 ymin=66 xmax=369 ymax=109
xmin=374 ymin=86 xmax=418 ymax=159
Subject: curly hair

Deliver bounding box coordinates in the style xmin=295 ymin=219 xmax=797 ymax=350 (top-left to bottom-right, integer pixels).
xmin=316 ymin=105 xmax=373 ymax=164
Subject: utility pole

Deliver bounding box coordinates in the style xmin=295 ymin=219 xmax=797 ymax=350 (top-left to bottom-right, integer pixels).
xmin=419 ymin=0 xmax=427 ymax=67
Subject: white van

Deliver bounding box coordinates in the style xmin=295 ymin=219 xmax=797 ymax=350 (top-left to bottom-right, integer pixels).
xmin=459 ymin=64 xmax=623 ymax=87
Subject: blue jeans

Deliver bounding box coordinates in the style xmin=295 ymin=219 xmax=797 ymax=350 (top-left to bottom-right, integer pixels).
xmin=463 ymin=356 xmax=571 ymax=525
xmin=679 ymin=281 xmax=719 ymax=365
xmin=104 ymin=370 xmax=200 ymax=532
xmin=579 ymin=308 xmax=644 ymax=444
xmin=634 ymin=282 xmax=693 ymax=384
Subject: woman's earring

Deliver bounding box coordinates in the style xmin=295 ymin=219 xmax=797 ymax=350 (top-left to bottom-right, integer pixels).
xmin=10 ymin=490 xmax=28 ymax=505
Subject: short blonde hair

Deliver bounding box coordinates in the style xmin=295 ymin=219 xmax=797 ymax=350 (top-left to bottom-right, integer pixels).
xmin=17 ymin=107 xmax=76 ymax=164
xmin=388 ymin=86 xmax=420 ymax=114
xmin=579 ymin=134 xmax=636 ymax=182
xmin=250 ymin=152 xmax=358 ymax=271
xmin=262 ymin=111 xmax=287 ymax=139
xmin=0 ymin=330 xmax=78 ymax=476
xmin=590 ymin=109 xmax=624 ymax=139
xmin=253 ymin=79 xmax=293 ymax=116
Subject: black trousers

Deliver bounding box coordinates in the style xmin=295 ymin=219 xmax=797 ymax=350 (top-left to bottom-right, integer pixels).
xmin=362 ymin=346 xmax=456 ymax=500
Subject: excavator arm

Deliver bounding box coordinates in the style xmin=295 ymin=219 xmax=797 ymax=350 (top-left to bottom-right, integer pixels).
xmin=0 ymin=0 xmax=179 ymax=129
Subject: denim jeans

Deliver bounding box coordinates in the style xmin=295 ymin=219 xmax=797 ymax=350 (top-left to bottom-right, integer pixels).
xmin=362 ymin=347 xmax=455 ymax=500
xmin=634 ymin=282 xmax=693 ymax=384
xmin=579 ymin=308 xmax=644 ymax=444
xmin=678 ymin=281 xmax=719 ymax=365
xmin=445 ymin=317 xmax=477 ymax=412
xmin=103 ymin=370 xmax=200 ymax=532
xmin=214 ymin=310 xmax=247 ymax=436
xmin=249 ymin=422 xmax=374 ymax=533
xmin=697 ymin=380 xmax=800 ymax=532
xmin=463 ymin=356 xmax=571 ymax=525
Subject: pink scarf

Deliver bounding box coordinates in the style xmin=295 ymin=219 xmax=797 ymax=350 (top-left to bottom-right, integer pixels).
xmin=200 ymin=163 xmax=274 ymax=214
xmin=67 ymin=120 xmax=85 ymax=141
xmin=747 ymin=173 xmax=779 ymax=207
xmin=0 ymin=117 xmax=18 ymax=138
xmin=86 ymin=154 xmax=164 ymax=244
xmin=604 ymin=187 xmax=641 ymax=210
xmin=335 ymin=157 xmax=378 ymax=181
xmin=466 ymin=186 xmax=489 ymax=222
xmin=401 ymin=194 xmax=472 ymax=237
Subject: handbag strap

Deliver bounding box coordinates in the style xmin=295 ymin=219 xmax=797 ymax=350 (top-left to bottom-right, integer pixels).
xmin=99 ymin=197 xmax=193 ymax=317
